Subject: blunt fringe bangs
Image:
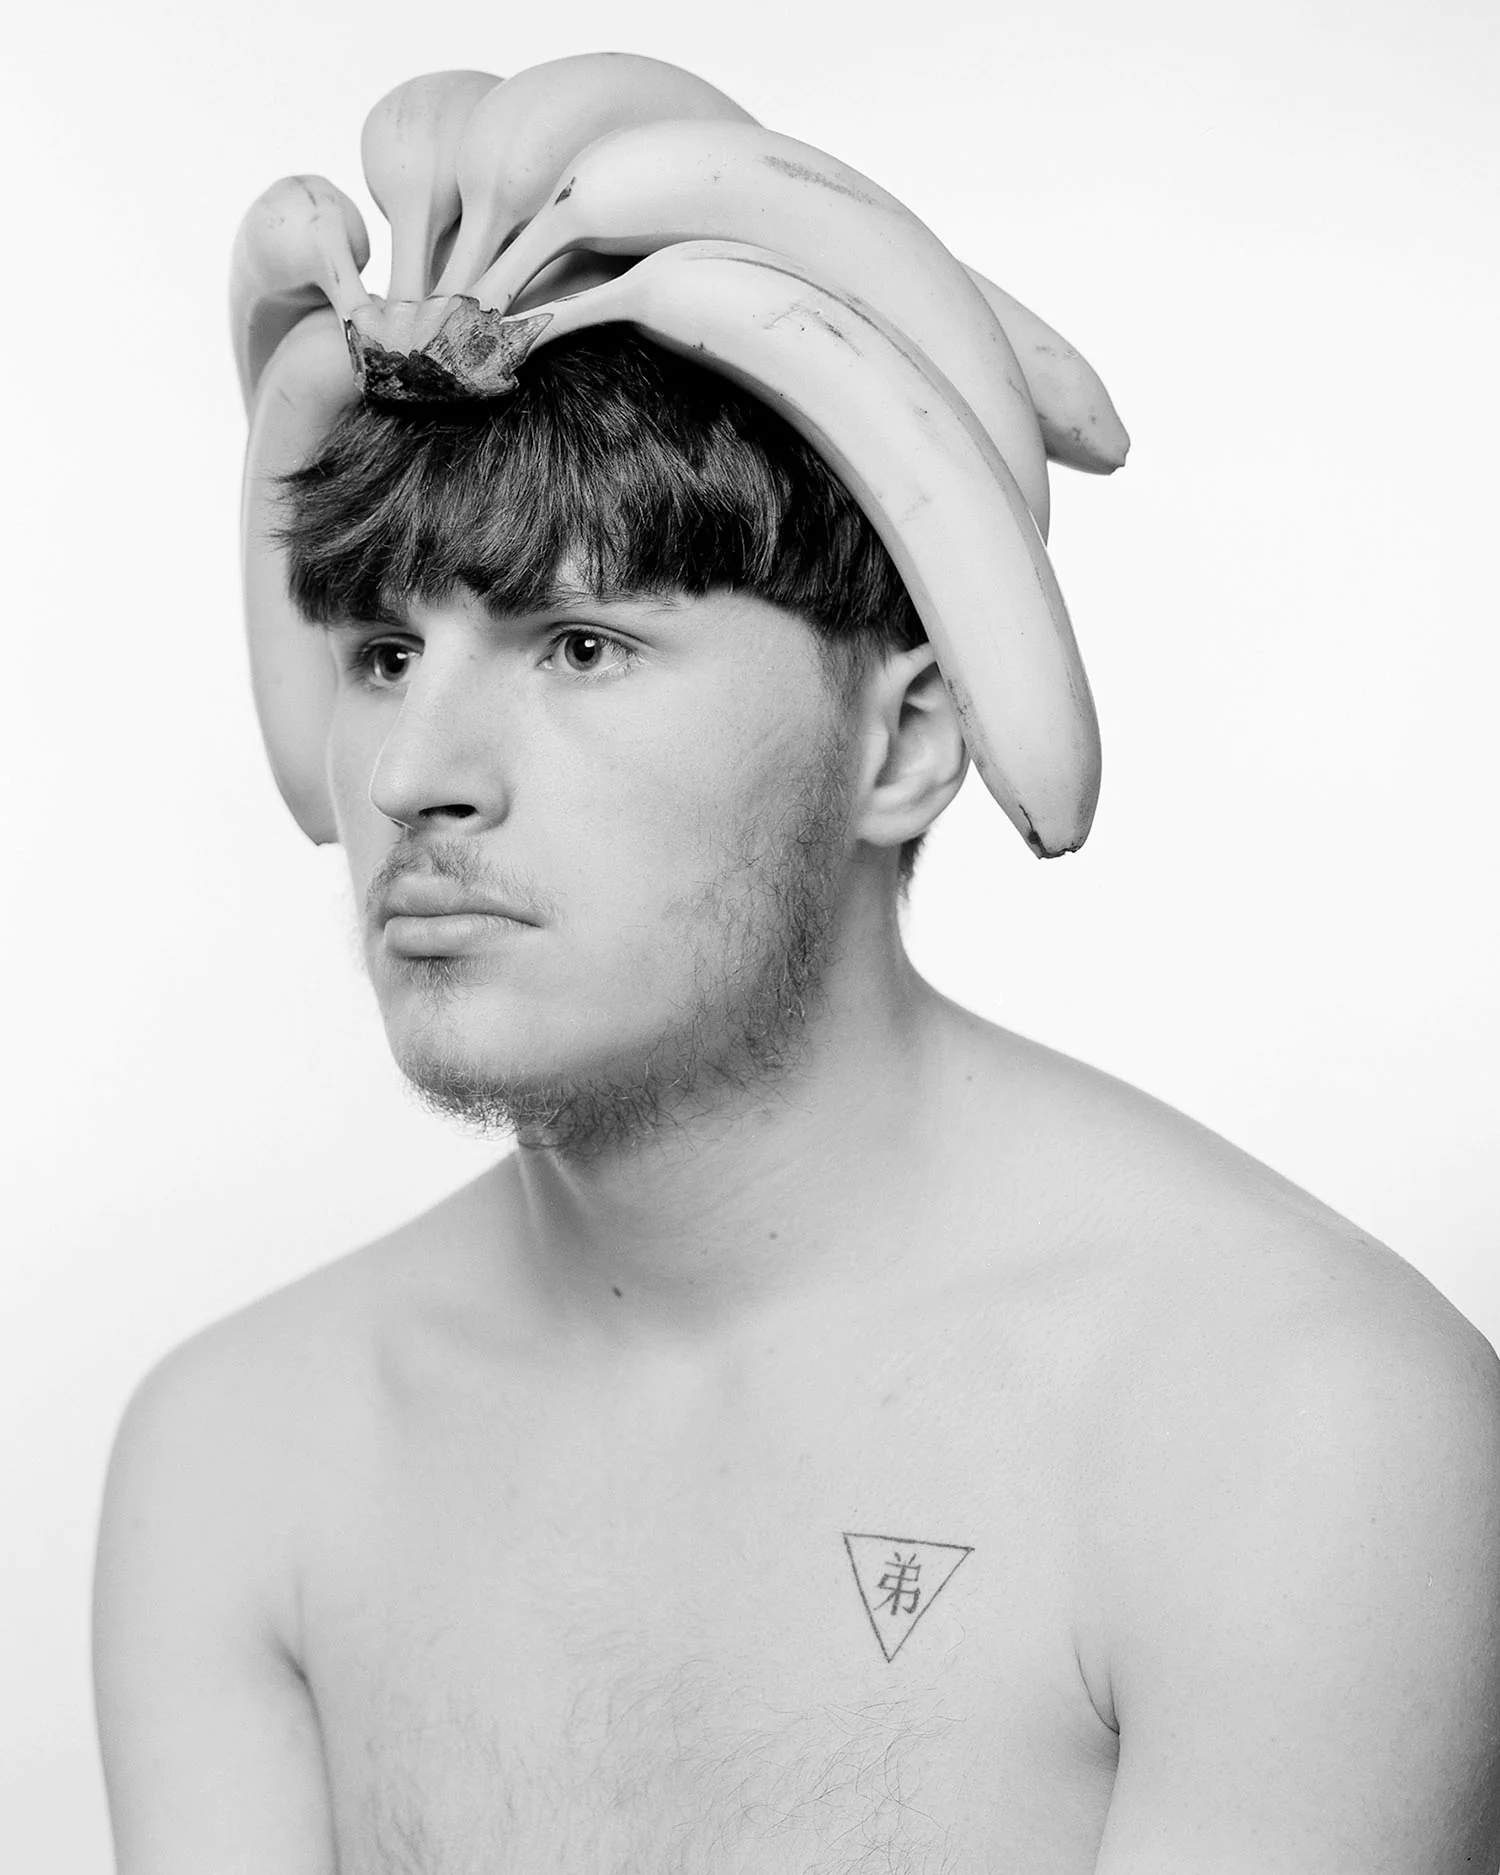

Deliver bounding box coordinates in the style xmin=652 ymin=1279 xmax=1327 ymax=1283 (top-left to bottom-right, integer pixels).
xmin=273 ymin=324 xmax=932 ymax=886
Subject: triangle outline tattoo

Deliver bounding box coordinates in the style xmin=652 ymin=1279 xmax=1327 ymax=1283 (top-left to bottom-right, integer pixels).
xmin=842 ymin=1530 xmax=974 ymax=1662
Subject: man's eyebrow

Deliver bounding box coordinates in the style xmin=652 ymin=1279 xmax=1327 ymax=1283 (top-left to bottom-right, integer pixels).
xmin=316 ymin=597 xmax=413 ymax=633
xmin=539 ymin=582 xmax=685 ymax=613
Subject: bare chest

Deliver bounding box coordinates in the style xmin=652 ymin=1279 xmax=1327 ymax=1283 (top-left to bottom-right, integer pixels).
xmin=295 ymin=1292 xmax=1120 ymax=1873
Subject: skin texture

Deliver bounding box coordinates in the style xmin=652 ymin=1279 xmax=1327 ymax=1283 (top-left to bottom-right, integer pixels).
xmin=92 ymin=568 xmax=1500 ymax=1874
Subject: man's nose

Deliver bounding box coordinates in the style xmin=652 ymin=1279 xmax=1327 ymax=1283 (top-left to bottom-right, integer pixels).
xmin=366 ymin=649 xmax=514 ymax=830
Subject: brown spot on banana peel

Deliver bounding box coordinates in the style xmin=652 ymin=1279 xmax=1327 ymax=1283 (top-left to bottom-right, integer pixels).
xmin=766 ymin=299 xmax=854 ymax=349
xmin=940 ymin=672 xmax=978 ymax=745
xmin=1043 ymin=417 xmax=1129 ymax=474
xmin=733 ymin=250 xmax=939 ymax=379
xmin=759 ymin=154 xmax=880 ymax=206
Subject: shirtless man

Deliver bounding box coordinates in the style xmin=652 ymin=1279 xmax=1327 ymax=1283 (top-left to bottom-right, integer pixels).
xmin=94 ymin=323 xmax=1500 ymax=1873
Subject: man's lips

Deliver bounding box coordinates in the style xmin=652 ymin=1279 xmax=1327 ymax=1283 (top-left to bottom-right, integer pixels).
xmin=377 ymin=876 xmax=535 ymax=923
xmin=376 ymin=876 xmax=537 ymax=957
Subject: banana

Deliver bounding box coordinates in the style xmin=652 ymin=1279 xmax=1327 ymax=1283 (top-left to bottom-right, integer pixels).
xmin=229 ymin=175 xmax=371 ymax=412
xmin=359 ymin=69 xmax=501 ymax=322
xmin=349 ymin=241 xmax=1099 ymax=854
xmin=428 ymin=52 xmax=755 ymax=309
xmin=965 ymin=266 xmax=1129 ymax=474
xmin=462 ymin=119 xmax=1052 ymax=540
xmin=509 ymin=249 xmax=636 ymax=315
xmin=241 ymin=309 xmax=359 ymax=844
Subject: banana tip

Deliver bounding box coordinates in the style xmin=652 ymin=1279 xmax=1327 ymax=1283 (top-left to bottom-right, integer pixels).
xmin=1026 ymin=824 xmax=1090 ymax=859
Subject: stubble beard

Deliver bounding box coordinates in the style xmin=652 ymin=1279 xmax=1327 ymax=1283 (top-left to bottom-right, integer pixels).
xmin=388 ymin=714 xmax=860 ymax=1166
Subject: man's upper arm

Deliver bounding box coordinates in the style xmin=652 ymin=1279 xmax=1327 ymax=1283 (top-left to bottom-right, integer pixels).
xmin=93 ymin=1324 xmax=338 ymax=1875
xmin=1094 ymin=1284 xmax=1500 ymax=1875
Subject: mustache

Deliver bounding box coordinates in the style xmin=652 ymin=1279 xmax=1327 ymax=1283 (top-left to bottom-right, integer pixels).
xmin=364 ymin=839 xmax=549 ymax=925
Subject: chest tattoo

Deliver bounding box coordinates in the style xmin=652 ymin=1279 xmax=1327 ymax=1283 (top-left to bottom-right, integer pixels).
xmin=842 ymin=1531 xmax=974 ymax=1661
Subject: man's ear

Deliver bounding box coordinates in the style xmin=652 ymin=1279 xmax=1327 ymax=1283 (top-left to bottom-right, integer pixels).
xmin=852 ymin=643 xmax=969 ymax=853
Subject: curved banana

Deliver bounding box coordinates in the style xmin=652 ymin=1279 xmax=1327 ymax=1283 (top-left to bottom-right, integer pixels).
xmin=241 ymin=309 xmax=359 ymax=844
xmin=360 ymin=69 xmax=502 ymax=310
xmin=229 ymin=175 xmax=371 ymax=412
xmin=428 ymin=52 xmax=755 ymax=307
xmin=965 ymin=266 xmax=1129 ymax=474
xmin=350 ymin=242 xmax=1099 ymax=853
xmin=464 ymin=119 xmax=1051 ymax=540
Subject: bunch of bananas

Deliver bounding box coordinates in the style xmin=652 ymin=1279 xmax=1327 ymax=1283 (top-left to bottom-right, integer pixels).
xmin=232 ymin=52 xmax=1129 ymax=855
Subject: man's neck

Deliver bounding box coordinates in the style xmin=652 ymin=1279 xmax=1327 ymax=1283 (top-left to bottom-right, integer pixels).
xmin=502 ymin=948 xmax=993 ymax=1356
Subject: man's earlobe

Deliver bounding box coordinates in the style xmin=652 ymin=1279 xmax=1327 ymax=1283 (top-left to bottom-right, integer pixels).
xmin=856 ymin=646 xmax=969 ymax=854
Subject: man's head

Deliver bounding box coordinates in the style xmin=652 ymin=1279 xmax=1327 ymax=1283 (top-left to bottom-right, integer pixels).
xmin=274 ymin=326 xmax=967 ymax=1157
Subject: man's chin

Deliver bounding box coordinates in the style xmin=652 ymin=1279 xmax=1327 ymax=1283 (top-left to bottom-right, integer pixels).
xmin=392 ymin=1037 xmax=684 ymax=1160
xmin=391 ymin=975 xmax=825 ymax=1161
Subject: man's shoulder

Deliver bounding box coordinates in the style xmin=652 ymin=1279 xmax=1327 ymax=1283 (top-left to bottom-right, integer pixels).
xmin=1093 ymin=1204 xmax=1500 ymax=1477
xmin=120 ymin=1165 xmax=512 ymax=1457
xmin=950 ymin=1019 xmax=1495 ymax=1426
xmin=980 ymin=1023 xmax=1462 ymax=1302
xmin=1026 ymin=1030 xmax=1500 ymax=1545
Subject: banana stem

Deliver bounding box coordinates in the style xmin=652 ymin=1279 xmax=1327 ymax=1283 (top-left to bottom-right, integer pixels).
xmin=388 ymin=209 xmax=440 ymax=304
xmin=314 ymin=223 xmax=373 ymax=324
xmin=432 ymin=212 xmax=517 ymax=298
xmin=468 ymin=216 xmax=568 ymax=311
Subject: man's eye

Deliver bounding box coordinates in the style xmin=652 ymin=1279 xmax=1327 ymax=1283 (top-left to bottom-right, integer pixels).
xmin=348 ymin=639 xmax=416 ymax=686
xmin=545 ymin=629 xmax=637 ymax=680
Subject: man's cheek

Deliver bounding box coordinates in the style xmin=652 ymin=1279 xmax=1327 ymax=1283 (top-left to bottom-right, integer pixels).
xmin=554 ymin=762 xmax=717 ymax=870
xmin=631 ymin=749 xmax=748 ymax=855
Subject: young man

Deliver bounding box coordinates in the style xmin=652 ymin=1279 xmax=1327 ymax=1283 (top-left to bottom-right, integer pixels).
xmin=94 ymin=328 xmax=1500 ymax=1873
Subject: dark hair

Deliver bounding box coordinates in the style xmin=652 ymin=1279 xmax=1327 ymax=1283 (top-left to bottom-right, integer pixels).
xmin=274 ymin=324 xmax=931 ymax=890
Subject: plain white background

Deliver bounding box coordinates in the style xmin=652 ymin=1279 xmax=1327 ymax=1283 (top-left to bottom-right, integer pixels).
xmin=2 ymin=0 xmax=1496 ymax=1864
